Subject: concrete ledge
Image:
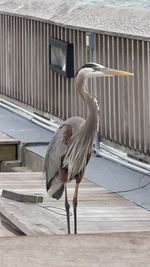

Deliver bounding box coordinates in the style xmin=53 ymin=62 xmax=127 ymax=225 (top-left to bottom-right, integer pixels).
xmin=0 ymin=232 xmax=150 ymax=266
xmin=22 ymin=146 xmax=45 ymax=172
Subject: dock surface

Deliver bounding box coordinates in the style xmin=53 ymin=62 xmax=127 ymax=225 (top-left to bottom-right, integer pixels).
xmin=0 ymin=172 xmax=150 ymax=236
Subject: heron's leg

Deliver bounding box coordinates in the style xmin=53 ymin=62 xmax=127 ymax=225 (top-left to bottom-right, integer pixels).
xmin=73 ymin=173 xmax=83 ymax=234
xmin=64 ymin=182 xmax=70 ymax=235
xmin=73 ymin=182 xmax=79 ymax=235
xmin=59 ymin=167 xmax=70 ymax=234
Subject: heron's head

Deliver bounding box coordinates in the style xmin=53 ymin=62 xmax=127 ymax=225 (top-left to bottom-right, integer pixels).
xmin=76 ymin=62 xmax=133 ymax=79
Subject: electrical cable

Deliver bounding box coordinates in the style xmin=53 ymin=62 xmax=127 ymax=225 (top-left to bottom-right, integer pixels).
xmin=37 ymin=204 xmax=72 ymax=217
xmin=112 ymin=171 xmax=150 ymax=194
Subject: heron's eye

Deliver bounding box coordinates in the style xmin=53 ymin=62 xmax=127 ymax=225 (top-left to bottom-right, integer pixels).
xmin=93 ymin=67 xmax=97 ymax=72
xmin=93 ymin=67 xmax=99 ymax=72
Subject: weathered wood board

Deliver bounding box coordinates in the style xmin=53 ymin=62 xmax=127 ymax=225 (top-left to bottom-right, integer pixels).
xmin=0 ymin=144 xmax=17 ymax=161
xmin=0 ymin=213 xmax=22 ymax=237
xmin=0 ymin=197 xmax=66 ymax=236
xmin=0 ymin=172 xmax=150 ymax=236
xmin=0 ymin=132 xmax=19 ymax=161
xmin=2 ymin=190 xmax=43 ymax=203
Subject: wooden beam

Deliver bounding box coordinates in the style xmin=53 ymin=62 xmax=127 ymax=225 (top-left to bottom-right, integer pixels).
xmin=0 ymin=132 xmax=19 ymax=145
xmin=2 ymin=190 xmax=43 ymax=203
xmin=0 ymin=213 xmax=23 ymax=235
xmin=0 ymin=144 xmax=17 ymax=161
xmin=0 ymin=132 xmax=19 ymax=161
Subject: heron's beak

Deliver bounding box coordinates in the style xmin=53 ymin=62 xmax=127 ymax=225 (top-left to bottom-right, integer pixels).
xmin=102 ymin=68 xmax=134 ymax=77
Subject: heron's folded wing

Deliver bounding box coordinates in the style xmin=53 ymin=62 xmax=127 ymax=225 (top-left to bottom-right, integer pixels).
xmin=44 ymin=125 xmax=69 ymax=183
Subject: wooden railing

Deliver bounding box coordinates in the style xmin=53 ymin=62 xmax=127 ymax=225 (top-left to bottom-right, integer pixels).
xmin=0 ymin=13 xmax=150 ymax=154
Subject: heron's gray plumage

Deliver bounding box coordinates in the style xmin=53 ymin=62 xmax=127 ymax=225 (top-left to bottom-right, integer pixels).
xmin=44 ymin=62 xmax=133 ymax=234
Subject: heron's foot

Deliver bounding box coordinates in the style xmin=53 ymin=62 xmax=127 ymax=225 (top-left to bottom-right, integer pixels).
xmin=65 ymin=201 xmax=70 ymax=234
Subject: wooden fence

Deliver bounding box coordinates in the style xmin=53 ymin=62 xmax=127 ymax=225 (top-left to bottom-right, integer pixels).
xmin=0 ymin=13 xmax=150 ymax=154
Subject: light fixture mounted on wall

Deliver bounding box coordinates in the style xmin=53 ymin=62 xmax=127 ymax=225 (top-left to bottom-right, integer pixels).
xmin=49 ymin=38 xmax=74 ymax=78
xmin=86 ymin=32 xmax=94 ymax=50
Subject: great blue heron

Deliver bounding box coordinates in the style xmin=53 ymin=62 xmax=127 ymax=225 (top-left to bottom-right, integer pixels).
xmin=44 ymin=62 xmax=133 ymax=234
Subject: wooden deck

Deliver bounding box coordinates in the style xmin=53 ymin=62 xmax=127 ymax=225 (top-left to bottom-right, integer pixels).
xmin=0 ymin=172 xmax=150 ymax=236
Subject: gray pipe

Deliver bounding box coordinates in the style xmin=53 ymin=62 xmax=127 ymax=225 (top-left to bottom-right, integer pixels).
xmin=94 ymin=148 xmax=150 ymax=175
xmin=99 ymin=142 xmax=150 ymax=171
xmin=0 ymin=98 xmax=59 ymax=131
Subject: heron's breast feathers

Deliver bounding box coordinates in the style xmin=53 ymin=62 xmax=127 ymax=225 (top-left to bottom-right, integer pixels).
xmin=62 ymin=130 xmax=93 ymax=181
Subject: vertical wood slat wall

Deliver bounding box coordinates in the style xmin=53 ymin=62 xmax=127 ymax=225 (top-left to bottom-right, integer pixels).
xmin=0 ymin=14 xmax=150 ymax=154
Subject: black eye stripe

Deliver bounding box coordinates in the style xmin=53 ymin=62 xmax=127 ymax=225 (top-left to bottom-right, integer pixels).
xmin=82 ymin=63 xmax=97 ymax=69
xmin=75 ymin=63 xmax=105 ymax=76
xmin=75 ymin=64 xmax=95 ymax=75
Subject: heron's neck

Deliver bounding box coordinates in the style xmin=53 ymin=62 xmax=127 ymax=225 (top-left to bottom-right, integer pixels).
xmin=62 ymin=76 xmax=99 ymax=180
xmin=77 ymin=76 xmax=99 ymax=135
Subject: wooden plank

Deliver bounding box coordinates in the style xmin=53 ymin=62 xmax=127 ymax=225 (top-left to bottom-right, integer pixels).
xmin=0 ymin=213 xmax=23 ymax=235
xmin=2 ymin=190 xmax=43 ymax=203
xmin=0 ymin=144 xmax=17 ymax=161
xmin=0 ymin=216 xmax=19 ymax=237
xmin=0 ymin=197 xmax=66 ymax=236
xmin=0 ymin=132 xmax=19 ymax=160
